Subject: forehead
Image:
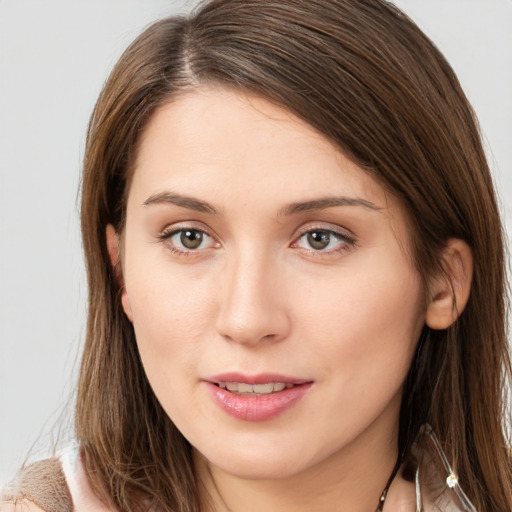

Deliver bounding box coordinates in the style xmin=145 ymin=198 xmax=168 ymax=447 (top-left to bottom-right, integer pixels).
xmin=130 ymin=88 xmax=393 ymax=212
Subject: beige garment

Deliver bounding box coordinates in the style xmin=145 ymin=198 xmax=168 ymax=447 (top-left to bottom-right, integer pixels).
xmin=0 ymin=458 xmax=71 ymax=512
xmin=1 ymin=426 xmax=478 ymax=512
xmin=1 ymin=446 xmax=117 ymax=512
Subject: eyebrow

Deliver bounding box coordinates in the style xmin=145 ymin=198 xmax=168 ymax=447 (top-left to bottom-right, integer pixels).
xmin=143 ymin=191 xmax=381 ymax=216
xmin=143 ymin=192 xmax=217 ymax=214
xmin=280 ymin=196 xmax=382 ymax=216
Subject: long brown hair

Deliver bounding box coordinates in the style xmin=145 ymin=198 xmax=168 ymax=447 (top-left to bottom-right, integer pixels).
xmin=77 ymin=1 xmax=512 ymax=510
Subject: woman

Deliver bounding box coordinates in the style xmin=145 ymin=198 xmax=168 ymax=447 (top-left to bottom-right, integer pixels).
xmin=2 ymin=0 xmax=511 ymax=511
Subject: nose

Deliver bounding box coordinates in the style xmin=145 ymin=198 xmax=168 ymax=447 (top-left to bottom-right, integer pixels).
xmin=215 ymin=249 xmax=291 ymax=346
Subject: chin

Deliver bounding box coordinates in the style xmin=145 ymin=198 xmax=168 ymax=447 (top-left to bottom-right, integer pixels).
xmin=208 ymin=454 xmax=307 ymax=480
xmin=193 ymin=436 xmax=324 ymax=481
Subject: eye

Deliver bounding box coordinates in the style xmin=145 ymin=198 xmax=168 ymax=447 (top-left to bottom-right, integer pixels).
xmin=293 ymin=228 xmax=355 ymax=253
xmin=305 ymin=231 xmax=333 ymax=250
xmin=159 ymin=227 xmax=218 ymax=254
xmin=176 ymin=229 xmax=207 ymax=249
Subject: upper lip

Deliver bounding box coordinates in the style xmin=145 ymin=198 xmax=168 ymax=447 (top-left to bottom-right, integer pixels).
xmin=204 ymin=372 xmax=312 ymax=385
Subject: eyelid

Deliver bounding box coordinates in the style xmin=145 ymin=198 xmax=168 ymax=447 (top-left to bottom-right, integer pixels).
xmin=293 ymin=222 xmax=356 ymax=242
xmin=158 ymin=221 xmax=217 ymax=239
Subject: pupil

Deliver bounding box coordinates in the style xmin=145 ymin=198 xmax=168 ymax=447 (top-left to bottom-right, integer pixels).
xmin=308 ymin=231 xmax=330 ymax=250
xmin=180 ymin=230 xmax=203 ymax=249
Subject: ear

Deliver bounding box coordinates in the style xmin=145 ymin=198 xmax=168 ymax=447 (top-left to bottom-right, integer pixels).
xmin=106 ymin=224 xmax=133 ymax=322
xmin=425 ymin=239 xmax=473 ymax=330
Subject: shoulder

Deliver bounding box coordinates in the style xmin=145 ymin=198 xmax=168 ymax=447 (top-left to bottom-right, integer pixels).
xmin=1 ymin=458 xmax=72 ymax=512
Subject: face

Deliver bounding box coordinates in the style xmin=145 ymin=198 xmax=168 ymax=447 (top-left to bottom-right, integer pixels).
xmin=116 ymin=88 xmax=426 ymax=480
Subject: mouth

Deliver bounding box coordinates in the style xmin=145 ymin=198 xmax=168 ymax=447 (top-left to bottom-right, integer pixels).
xmin=204 ymin=374 xmax=313 ymax=421
xmin=216 ymin=381 xmax=295 ymax=395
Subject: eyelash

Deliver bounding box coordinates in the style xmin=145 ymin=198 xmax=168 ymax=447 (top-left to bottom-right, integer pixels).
xmin=156 ymin=225 xmax=357 ymax=257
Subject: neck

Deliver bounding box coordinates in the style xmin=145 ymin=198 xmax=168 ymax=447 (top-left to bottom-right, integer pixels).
xmin=195 ymin=412 xmax=400 ymax=512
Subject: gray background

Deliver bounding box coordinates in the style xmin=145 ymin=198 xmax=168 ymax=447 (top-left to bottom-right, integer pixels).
xmin=1 ymin=0 xmax=511 ymax=485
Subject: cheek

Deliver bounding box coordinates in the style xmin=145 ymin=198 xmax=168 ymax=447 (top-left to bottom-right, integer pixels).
xmin=282 ymin=265 xmax=424 ymax=449
xmin=293 ymin=260 xmax=424 ymax=389
xmin=124 ymin=260 xmax=218 ymax=384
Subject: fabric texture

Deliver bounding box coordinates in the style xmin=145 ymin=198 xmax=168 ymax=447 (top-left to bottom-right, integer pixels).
xmin=1 ymin=445 xmax=115 ymax=512
xmin=1 ymin=458 xmax=72 ymax=512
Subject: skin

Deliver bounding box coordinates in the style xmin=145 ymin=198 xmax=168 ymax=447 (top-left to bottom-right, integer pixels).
xmin=107 ymin=87 xmax=472 ymax=512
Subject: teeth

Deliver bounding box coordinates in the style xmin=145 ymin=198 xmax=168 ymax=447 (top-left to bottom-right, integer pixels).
xmin=217 ymin=382 xmax=293 ymax=395
xmin=238 ymin=382 xmax=254 ymax=393
xmin=252 ymin=383 xmax=274 ymax=394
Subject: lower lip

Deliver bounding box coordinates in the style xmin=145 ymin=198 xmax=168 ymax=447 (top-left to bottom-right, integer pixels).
xmin=205 ymin=382 xmax=313 ymax=421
